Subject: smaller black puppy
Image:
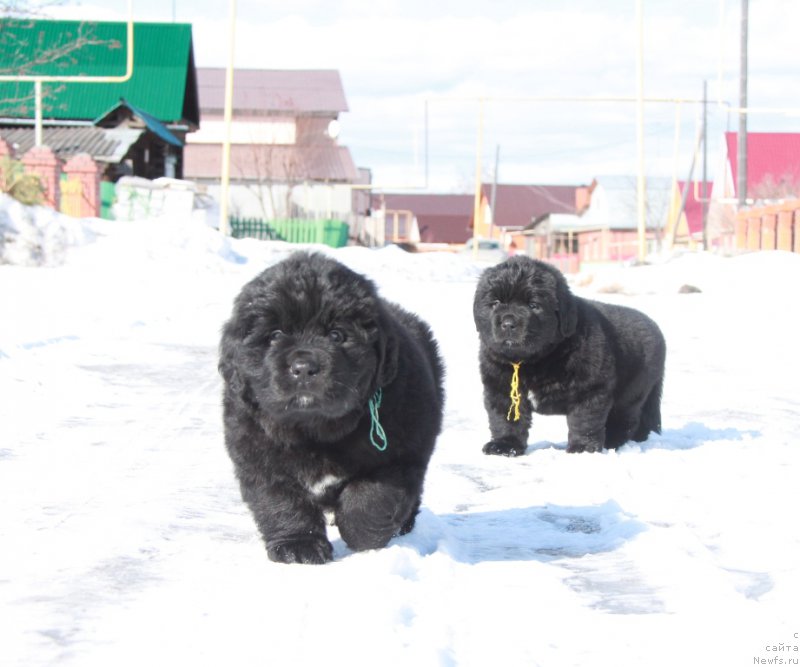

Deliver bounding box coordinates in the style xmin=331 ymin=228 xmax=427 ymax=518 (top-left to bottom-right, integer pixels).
xmin=473 ymin=256 xmax=665 ymax=455
xmin=219 ymin=252 xmax=444 ymax=564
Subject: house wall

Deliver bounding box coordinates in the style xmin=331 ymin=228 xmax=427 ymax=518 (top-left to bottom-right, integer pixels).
xmin=187 ymin=117 xmax=296 ymax=145
xmin=575 ymin=183 xmax=594 ymax=213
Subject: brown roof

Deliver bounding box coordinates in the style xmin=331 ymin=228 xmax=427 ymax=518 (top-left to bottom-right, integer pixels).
xmin=196 ymin=68 xmax=349 ymax=117
xmin=183 ymin=143 xmax=358 ymax=182
xmin=377 ymin=193 xmax=474 ymax=243
xmin=483 ymin=184 xmax=581 ymax=229
xmin=0 ymin=125 xmax=142 ymax=163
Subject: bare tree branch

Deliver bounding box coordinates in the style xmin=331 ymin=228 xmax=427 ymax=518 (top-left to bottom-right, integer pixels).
xmin=0 ymin=16 xmax=122 ymax=116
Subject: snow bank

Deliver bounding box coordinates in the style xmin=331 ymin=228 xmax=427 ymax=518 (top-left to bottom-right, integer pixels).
xmin=0 ymin=194 xmax=96 ymax=266
xmin=575 ymin=249 xmax=800 ymax=298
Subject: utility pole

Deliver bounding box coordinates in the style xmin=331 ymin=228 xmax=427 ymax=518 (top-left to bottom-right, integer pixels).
xmin=738 ymin=0 xmax=748 ymax=206
xmin=219 ymin=0 xmax=237 ymax=236
xmin=635 ymin=0 xmax=647 ymax=263
xmin=702 ymin=80 xmax=709 ymax=249
xmin=489 ymin=144 xmax=499 ymax=239
xmin=424 ymin=100 xmax=429 ymax=189
xmin=471 ymin=98 xmax=484 ymax=259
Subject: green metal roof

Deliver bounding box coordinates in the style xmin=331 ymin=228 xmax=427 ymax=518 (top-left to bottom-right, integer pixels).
xmin=0 ymin=19 xmax=198 ymax=126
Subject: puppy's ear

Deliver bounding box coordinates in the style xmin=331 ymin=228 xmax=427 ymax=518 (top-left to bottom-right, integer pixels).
xmin=218 ymin=305 xmax=261 ymax=398
xmin=375 ymin=305 xmax=399 ymax=388
xmin=555 ymin=276 xmax=578 ymax=337
xmin=218 ymin=337 xmax=245 ymax=394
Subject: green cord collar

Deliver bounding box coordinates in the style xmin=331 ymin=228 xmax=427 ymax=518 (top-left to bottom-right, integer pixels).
xmin=368 ymin=388 xmax=388 ymax=452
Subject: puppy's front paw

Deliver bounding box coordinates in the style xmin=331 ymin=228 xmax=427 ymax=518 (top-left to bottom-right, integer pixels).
xmin=482 ymin=438 xmax=526 ymax=457
xmin=566 ymin=441 xmax=603 ymax=454
xmin=336 ymin=482 xmax=415 ymax=552
xmin=267 ymin=536 xmax=333 ymax=564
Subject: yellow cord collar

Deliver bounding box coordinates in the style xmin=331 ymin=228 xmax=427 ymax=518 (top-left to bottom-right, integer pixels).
xmin=507 ymin=361 xmax=522 ymax=422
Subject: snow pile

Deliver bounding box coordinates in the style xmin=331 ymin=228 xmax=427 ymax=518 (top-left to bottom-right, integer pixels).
xmin=575 ymin=248 xmax=800 ymax=298
xmin=112 ymin=176 xmax=221 ymax=228
xmin=0 ymin=194 xmax=96 ymax=266
xmin=2 ymin=202 xmax=799 ymax=667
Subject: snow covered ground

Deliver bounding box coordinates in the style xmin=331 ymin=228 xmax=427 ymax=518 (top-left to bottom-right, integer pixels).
xmin=2 ymin=195 xmax=799 ymax=666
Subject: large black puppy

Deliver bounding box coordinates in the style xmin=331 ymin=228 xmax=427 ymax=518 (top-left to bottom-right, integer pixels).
xmin=219 ymin=252 xmax=444 ymax=564
xmin=473 ymin=256 xmax=665 ymax=455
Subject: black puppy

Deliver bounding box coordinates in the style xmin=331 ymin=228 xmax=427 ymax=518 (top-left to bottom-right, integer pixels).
xmin=473 ymin=256 xmax=665 ymax=455
xmin=219 ymin=252 xmax=444 ymax=564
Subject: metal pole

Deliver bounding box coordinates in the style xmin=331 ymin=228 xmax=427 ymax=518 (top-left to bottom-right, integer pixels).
xmin=737 ymin=0 xmax=749 ymax=206
xmin=2 ymin=0 xmax=134 ymax=149
xmin=635 ymin=0 xmax=647 ymax=262
xmin=424 ymin=99 xmax=429 ymax=189
xmin=219 ymin=0 xmax=237 ymax=236
xmin=34 ymin=79 xmax=42 ymax=147
xmin=666 ymin=101 xmax=682 ymax=250
xmin=471 ymin=98 xmax=483 ymax=259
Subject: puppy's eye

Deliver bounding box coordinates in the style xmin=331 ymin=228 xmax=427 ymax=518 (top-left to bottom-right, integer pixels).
xmin=490 ymin=300 xmax=501 ymax=309
xmin=328 ymin=329 xmax=345 ymax=343
xmin=268 ymin=330 xmax=284 ymax=342
xmin=529 ymin=302 xmax=543 ymax=313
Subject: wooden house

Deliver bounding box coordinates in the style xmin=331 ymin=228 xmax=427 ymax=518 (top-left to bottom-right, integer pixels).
xmin=374 ymin=193 xmax=474 ymax=245
xmin=0 ymin=19 xmax=199 ymax=181
xmin=511 ymin=176 xmax=669 ymax=272
xmin=183 ymin=68 xmax=361 ymax=222
xmin=476 ymin=182 xmax=593 ymax=238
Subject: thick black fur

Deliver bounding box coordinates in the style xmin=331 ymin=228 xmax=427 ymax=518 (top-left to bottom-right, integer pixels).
xmin=473 ymin=256 xmax=665 ymax=456
xmin=219 ymin=252 xmax=444 ymax=564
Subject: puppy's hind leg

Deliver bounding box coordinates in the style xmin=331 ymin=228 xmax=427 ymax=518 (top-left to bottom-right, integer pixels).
xmin=632 ymin=378 xmax=663 ymax=442
xmin=566 ymin=398 xmax=611 ymax=453
xmin=604 ymin=409 xmax=639 ymax=449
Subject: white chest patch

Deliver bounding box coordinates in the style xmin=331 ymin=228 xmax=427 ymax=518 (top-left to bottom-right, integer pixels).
xmin=307 ymin=474 xmax=342 ymax=498
xmin=528 ymin=390 xmax=539 ymax=411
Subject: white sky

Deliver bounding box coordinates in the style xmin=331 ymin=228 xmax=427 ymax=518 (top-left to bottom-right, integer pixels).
xmin=47 ymin=0 xmax=800 ymax=191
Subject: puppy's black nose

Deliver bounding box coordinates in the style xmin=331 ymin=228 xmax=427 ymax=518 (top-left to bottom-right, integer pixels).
xmin=289 ymin=356 xmax=320 ymax=379
xmin=500 ymin=315 xmax=517 ymax=332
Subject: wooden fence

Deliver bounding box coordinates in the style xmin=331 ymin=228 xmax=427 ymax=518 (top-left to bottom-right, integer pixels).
xmin=735 ymin=200 xmax=800 ymax=253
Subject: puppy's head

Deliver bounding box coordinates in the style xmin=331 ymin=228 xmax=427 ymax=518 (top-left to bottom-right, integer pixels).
xmin=473 ymin=256 xmax=577 ymax=360
xmin=219 ymin=252 xmax=397 ymax=428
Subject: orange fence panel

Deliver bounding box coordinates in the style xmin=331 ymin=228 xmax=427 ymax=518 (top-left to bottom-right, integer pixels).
xmin=736 ymin=201 xmax=799 ymax=254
